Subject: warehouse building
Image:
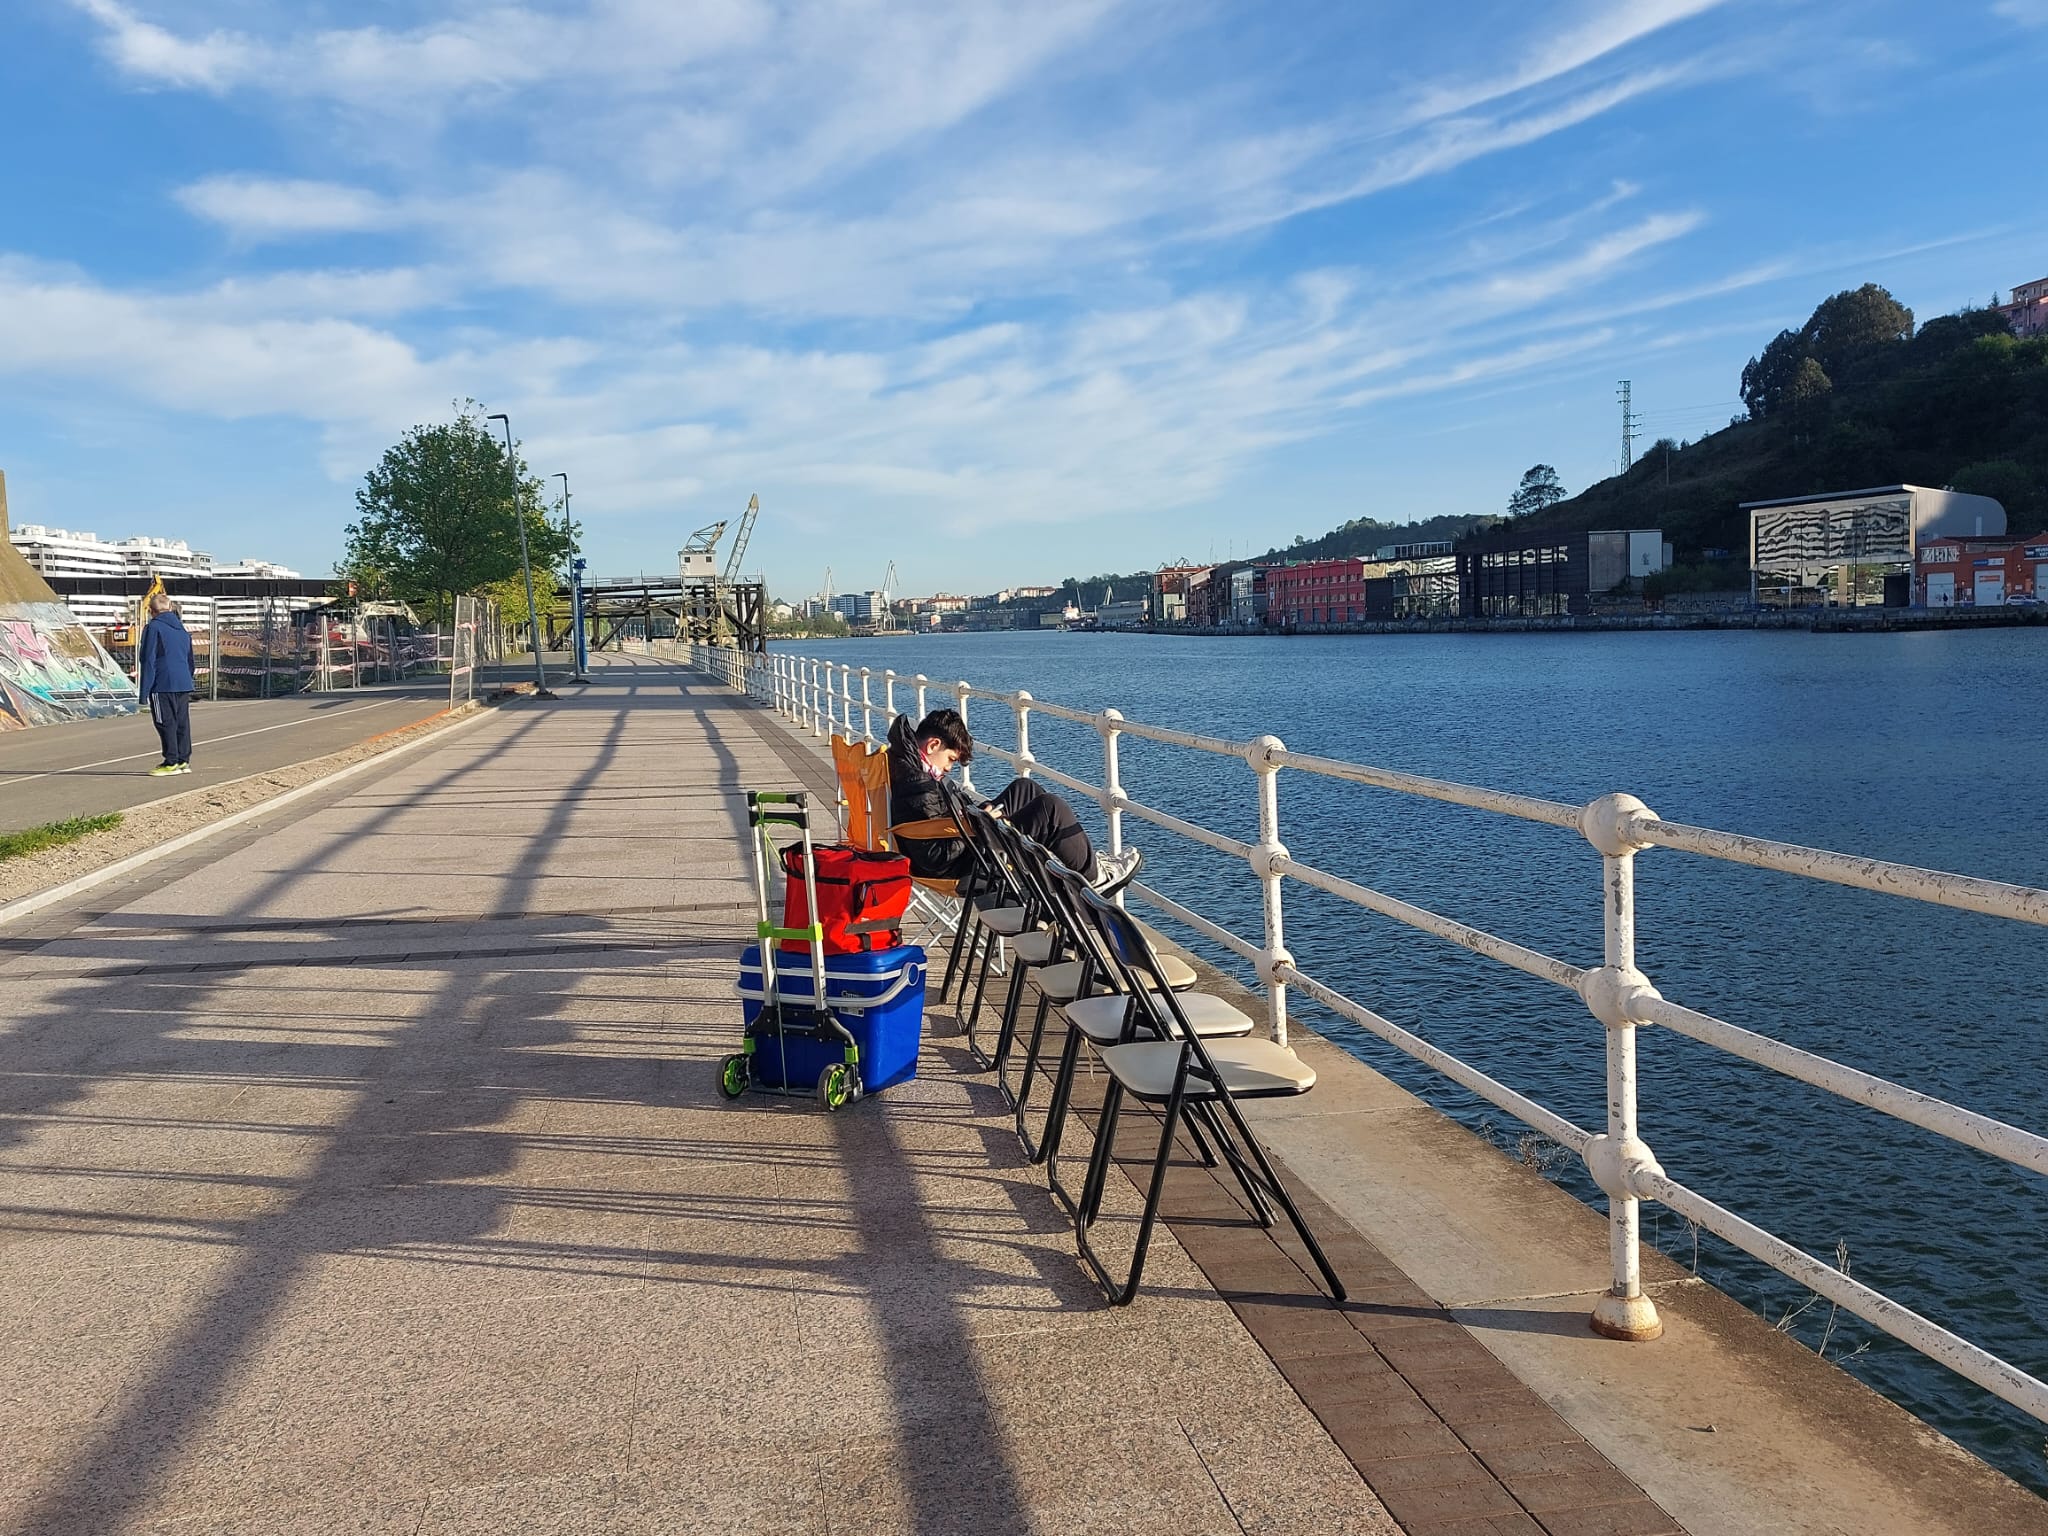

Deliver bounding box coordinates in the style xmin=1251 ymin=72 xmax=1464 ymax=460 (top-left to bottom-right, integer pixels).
xmin=1744 ymin=484 xmax=2005 ymax=608
xmin=1455 ymin=526 xmax=1668 ymax=618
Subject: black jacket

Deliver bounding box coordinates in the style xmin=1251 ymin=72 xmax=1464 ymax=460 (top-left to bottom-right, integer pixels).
xmin=887 ymin=715 xmax=969 ymax=878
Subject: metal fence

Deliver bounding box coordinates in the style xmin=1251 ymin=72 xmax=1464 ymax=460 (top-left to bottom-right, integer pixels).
xmin=687 ymin=641 xmax=2048 ymax=1428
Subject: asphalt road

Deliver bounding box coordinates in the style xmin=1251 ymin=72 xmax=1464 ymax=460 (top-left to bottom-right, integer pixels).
xmin=0 ymin=685 xmax=457 ymax=834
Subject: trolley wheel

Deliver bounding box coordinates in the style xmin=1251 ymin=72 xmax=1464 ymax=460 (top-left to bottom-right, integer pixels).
xmin=718 ymin=1054 xmax=750 ymax=1099
xmin=817 ymin=1062 xmax=852 ymax=1111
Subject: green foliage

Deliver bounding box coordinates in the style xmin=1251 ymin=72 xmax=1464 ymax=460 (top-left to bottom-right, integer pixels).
xmin=1507 ymin=464 xmax=1566 ymax=518
xmin=1248 ymin=512 xmax=1493 ymax=565
xmin=1535 ymin=288 xmax=2048 ymax=557
xmin=0 ymin=812 xmax=124 ymax=863
xmin=341 ymin=401 xmax=575 ymax=623
xmin=1742 ymin=284 xmax=1914 ymax=418
xmin=1950 ymin=459 xmax=2047 ymax=523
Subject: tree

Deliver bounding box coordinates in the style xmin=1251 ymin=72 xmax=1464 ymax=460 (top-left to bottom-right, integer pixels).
xmin=1801 ymin=283 xmax=1912 ymax=383
xmin=1740 ymin=327 xmax=1807 ymax=420
xmin=341 ymin=401 xmax=574 ymax=623
xmin=1950 ymin=459 xmax=2047 ymax=524
xmin=1507 ymin=464 xmax=1566 ymax=518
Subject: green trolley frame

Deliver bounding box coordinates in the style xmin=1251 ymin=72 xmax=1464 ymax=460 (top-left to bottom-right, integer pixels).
xmin=720 ymin=790 xmax=865 ymax=1110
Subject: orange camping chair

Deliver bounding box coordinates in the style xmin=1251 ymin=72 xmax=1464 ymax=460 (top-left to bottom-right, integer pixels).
xmin=830 ymin=735 xmax=961 ymax=944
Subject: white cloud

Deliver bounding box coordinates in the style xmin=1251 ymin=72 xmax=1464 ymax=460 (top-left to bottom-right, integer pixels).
xmin=176 ymin=176 xmax=396 ymax=238
xmin=1993 ymin=0 xmax=2048 ymax=24
xmin=71 ymin=0 xmax=255 ymax=91
xmin=1409 ymin=0 xmax=1729 ymax=120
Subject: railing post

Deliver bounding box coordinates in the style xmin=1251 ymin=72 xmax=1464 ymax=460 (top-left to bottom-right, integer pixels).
xmin=953 ymin=682 xmax=974 ymax=794
xmin=1248 ymin=735 xmax=1291 ymax=1046
xmin=1580 ymin=793 xmax=1666 ymax=1343
xmin=914 ymin=674 xmax=929 ymax=720
xmin=1098 ymin=708 xmax=1126 ymax=907
xmin=860 ymin=667 xmax=874 ymax=742
xmin=1014 ymin=691 xmax=1034 ymax=779
xmin=840 ymin=664 xmax=855 ymax=737
xmin=808 ymin=659 xmax=824 ymax=737
xmin=883 ymin=670 xmax=897 ymax=725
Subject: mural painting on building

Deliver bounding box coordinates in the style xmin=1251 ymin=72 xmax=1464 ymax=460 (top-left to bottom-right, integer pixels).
xmin=0 ymin=602 xmax=139 ymax=731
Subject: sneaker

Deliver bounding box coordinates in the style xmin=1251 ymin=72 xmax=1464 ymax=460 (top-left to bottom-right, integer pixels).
xmin=1090 ymin=847 xmax=1144 ymax=897
xmin=148 ymin=763 xmax=180 ymax=777
xmin=175 ymin=763 xmax=193 ymax=773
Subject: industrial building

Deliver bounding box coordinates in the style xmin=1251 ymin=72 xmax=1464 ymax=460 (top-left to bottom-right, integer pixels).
xmin=1455 ymin=526 xmax=1668 ymax=618
xmin=1916 ymin=530 xmax=2048 ymax=607
xmin=1743 ymin=485 xmax=2006 ymax=608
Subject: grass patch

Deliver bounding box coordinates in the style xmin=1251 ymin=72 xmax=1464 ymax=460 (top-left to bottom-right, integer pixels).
xmin=0 ymin=812 xmax=125 ymax=863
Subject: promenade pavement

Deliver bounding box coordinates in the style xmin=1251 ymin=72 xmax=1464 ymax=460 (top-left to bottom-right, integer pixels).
xmin=0 ymin=652 xmax=1396 ymax=1536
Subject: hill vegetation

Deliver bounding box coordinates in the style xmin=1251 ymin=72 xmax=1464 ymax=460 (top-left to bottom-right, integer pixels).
xmin=1519 ymin=284 xmax=2048 ymax=557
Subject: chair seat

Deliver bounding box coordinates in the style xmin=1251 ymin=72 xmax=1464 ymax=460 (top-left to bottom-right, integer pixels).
xmin=974 ymin=905 xmax=1035 ymax=937
xmin=1035 ymin=952 xmax=1197 ymax=1003
xmin=1097 ymin=1037 xmax=1316 ymax=1100
xmin=1062 ymin=991 xmax=1255 ymax=1044
xmin=913 ymin=876 xmax=960 ymax=898
xmin=1011 ymin=930 xmax=1060 ymax=966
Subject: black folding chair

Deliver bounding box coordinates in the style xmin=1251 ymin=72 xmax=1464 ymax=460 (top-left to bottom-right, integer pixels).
xmin=1062 ymin=883 xmax=1345 ymax=1306
xmin=1027 ymin=859 xmax=1241 ymax=1175
xmin=925 ymin=780 xmax=1019 ymax=1007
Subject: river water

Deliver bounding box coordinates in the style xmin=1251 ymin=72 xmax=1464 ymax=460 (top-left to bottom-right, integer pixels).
xmin=771 ymin=627 xmax=2048 ymax=1494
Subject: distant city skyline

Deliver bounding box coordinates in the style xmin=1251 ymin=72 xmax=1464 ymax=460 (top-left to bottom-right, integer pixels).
xmin=0 ymin=1 xmax=2044 ymax=597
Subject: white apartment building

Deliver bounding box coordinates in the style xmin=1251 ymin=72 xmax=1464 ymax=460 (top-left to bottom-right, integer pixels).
xmin=8 ymin=524 xmax=311 ymax=631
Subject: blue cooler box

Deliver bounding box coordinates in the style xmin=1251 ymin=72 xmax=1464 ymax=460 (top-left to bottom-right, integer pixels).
xmin=737 ymin=943 xmax=927 ymax=1095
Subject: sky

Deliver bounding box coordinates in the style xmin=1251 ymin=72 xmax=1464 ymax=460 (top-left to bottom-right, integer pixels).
xmin=0 ymin=1 xmax=2044 ymax=601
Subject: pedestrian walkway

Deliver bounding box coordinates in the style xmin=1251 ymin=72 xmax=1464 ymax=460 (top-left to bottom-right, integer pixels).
xmin=0 ymin=653 xmax=1401 ymax=1535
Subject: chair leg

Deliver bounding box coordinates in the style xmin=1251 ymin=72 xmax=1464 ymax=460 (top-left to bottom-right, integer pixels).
xmin=939 ymin=898 xmax=976 ymax=999
xmin=1037 ymin=1022 xmax=1090 ymax=1193
xmin=1074 ymin=1076 xmax=1186 ymax=1306
xmin=965 ymin=932 xmax=1000 ymax=1045
xmin=1208 ymin=1093 xmax=1347 ymax=1303
xmin=1004 ymin=993 xmax=1050 ymax=1110
xmin=987 ymin=962 xmax=1033 ymax=1088
xmin=1192 ymin=1100 xmax=1275 ymax=1226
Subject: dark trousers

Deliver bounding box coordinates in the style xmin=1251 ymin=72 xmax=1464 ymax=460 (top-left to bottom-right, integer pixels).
xmin=150 ymin=692 xmax=193 ymax=765
xmin=986 ymin=778 xmax=1096 ymax=880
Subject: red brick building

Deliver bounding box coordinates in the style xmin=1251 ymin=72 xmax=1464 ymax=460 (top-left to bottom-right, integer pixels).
xmin=1264 ymin=557 xmax=1372 ymax=626
xmin=1915 ymin=532 xmax=2048 ymax=607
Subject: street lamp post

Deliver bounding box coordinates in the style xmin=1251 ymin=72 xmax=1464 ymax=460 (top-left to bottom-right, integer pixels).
xmin=485 ymin=412 xmax=551 ymax=698
xmin=556 ymin=470 xmax=589 ymax=682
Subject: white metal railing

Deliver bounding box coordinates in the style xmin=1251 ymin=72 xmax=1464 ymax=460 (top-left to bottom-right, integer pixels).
xmin=687 ymin=642 xmax=2048 ymax=1425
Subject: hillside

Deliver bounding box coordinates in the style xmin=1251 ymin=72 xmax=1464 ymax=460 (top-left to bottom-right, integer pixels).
xmin=1252 ymin=510 xmax=1494 ymax=563
xmin=1521 ymin=287 xmax=2048 ymax=556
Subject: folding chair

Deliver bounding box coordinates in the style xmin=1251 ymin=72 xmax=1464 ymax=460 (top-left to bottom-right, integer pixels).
xmin=972 ymin=813 xmax=1082 ymax=1079
xmin=1062 ymin=883 xmax=1345 ymax=1307
xmin=950 ymin=803 xmax=1045 ymax=1055
xmin=1023 ymin=859 xmax=1235 ymax=1171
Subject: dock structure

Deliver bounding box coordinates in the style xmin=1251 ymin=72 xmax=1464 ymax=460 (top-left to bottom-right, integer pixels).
xmin=1 ymin=653 xmax=2042 ymax=1535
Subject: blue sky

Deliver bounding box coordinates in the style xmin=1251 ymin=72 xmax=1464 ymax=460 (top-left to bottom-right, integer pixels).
xmin=1 ymin=0 xmax=2044 ymax=600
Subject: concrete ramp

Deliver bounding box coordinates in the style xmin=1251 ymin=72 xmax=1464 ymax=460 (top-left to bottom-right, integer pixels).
xmin=0 ymin=470 xmax=139 ymax=730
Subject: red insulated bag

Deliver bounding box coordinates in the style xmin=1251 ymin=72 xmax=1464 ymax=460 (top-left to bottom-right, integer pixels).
xmin=781 ymin=844 xmax=914 ymax=955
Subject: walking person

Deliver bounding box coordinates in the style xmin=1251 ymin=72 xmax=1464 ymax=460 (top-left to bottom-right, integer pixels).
xmin=138 ymin=594 xmax=196 ymax=776
xmin=887 ymin=708 xmax=1142 ymax=892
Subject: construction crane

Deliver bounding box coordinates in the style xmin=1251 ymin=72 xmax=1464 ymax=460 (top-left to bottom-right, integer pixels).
xmin=680 ymin=519 xmax=727 ymax=581
xmin=879 ymin=560 xmax=899 ymax=631
xmin=721 ymin=494 xmax=759 ymax=585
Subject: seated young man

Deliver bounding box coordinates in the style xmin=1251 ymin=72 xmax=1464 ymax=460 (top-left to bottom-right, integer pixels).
xmin=887 ymin=708 xmax=1142 ymax=894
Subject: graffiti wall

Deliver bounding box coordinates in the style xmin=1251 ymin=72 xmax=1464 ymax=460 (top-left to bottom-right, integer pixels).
xmin=0 ymin=602 xmax=139 ymax=731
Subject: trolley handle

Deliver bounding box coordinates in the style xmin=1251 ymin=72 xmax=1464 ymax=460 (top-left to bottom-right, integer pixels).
xmin=735 ymin=962 xmax=924 ymax=1012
